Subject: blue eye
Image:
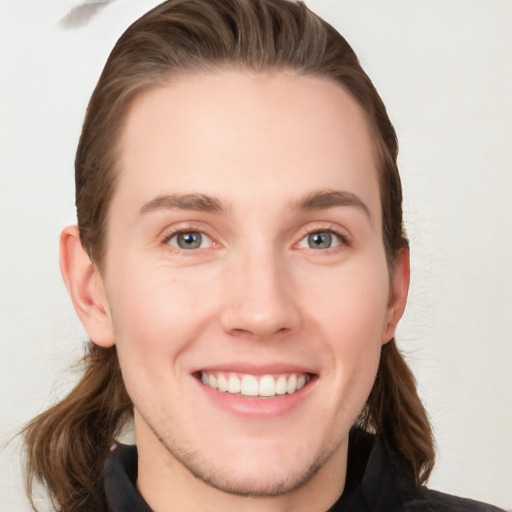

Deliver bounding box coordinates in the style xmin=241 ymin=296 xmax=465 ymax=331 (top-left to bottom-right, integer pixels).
xmin=299 ymin=231 xmax=343 ymax=250
xmin=168 ymin=231 xmax=212 ymax=250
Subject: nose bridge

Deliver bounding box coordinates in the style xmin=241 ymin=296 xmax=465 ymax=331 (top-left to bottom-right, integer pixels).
xmin=220 ymin=239 xmax=300 ymax=339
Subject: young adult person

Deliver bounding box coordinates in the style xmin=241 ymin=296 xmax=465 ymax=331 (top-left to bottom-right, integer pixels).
xmin=22 ymin=1 xmax=505 ymax=511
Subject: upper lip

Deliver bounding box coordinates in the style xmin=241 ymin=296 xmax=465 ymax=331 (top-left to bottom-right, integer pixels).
xmin=191 ymin=362 xmax=317 ymax=376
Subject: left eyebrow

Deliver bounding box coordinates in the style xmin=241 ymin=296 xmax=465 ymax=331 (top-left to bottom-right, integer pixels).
xmin=291 ymin=190 xmax=371 ymax=220
xmin=139 ymin=193 xmax=229 ymax=215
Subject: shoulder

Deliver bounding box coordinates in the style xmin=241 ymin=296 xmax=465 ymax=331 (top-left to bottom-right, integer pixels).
xmin=334 ymin=429 xmax=506 ymax=512
xmin=403 ymin=487 xmax=507 ymax=512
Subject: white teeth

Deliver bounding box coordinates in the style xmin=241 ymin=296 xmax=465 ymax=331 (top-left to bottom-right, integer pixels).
xmin=275 ymin=375 xmax=287 ymax=395
xmin=287 ymin=374 xmax=297 ymax=394
xmin=217 ymin=374 xmax=228 ymax=392
xmin=258 ymin=375 xmax=275 ymax=397
xmin=227 ymin=375 xmax=241 ymax=394
xmin=200 ymin=371 xmax=310 ymax=397
xmin=240 ymin=375 xmax=259 ymax=396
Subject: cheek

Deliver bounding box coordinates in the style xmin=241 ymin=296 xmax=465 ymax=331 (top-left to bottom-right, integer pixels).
xmin=107 ymin=265 xmax=213 ymax=359
xmin=107 ymin=271 xmax=208 ymax=409
xmin=301 ymin=254 xmax=390 ymax=386
xmin=304 ymin=255 xmax=391 ymax=340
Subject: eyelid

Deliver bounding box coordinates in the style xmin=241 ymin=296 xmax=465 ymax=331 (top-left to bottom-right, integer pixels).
xmin=160 ymin=223 xmax=221 ymax=252
xmin=294 ymin=224 xmax=352 ymax=250
xmin=158 ymin=222 xmax=351 ymax=253
xmin=167 ymin=231 xmax=213 ymax=249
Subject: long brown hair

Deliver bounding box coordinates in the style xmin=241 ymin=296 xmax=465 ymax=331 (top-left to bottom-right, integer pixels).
xmin=23 ymin=1 xmax=434 ymax=510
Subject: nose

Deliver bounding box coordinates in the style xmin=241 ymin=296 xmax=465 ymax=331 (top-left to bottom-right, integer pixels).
xmin=220 ymin=247 xmax=302 ymax=340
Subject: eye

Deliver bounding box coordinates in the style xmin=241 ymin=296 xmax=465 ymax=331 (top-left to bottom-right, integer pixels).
xmin=298 ymin=230 xmax=343 ymax=250
xmin=167 ymin=231 xmax=213 ymax=250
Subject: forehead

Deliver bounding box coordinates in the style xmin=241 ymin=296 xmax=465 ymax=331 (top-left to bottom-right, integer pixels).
xmin=114 ymin=70 xmax=380 ymax=219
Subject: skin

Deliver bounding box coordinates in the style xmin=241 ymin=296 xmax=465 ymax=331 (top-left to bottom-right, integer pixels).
xmin=61 ymin=70 xmax=409 ymax=512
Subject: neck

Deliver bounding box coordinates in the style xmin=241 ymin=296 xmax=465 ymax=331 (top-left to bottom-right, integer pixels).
xmin=135 ymin=415 xmax=347 ymax=512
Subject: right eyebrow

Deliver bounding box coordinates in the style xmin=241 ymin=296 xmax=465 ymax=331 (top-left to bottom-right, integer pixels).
xmin=139 ymin=193 xmax=229 ymax=215
xmin=291 ymin=189 xmax=371 ymax=221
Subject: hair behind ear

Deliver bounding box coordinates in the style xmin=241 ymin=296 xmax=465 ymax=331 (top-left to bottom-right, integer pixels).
xmin=22 ymin=344 xmax=131 ymax=512
xmin=358 ymin=339 xmax=436 ymax=484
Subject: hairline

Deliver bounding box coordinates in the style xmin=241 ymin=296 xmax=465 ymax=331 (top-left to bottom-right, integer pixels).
xmin=89 ymin=65 xmax=395 ymax=271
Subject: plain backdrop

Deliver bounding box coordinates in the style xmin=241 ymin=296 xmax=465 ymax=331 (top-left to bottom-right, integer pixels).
xmin=1 ymin=0 xmax=511 ymax=510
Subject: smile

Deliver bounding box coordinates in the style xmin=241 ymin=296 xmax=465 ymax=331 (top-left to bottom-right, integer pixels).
xmin=199 ymin=371 xmax=312 ymax=398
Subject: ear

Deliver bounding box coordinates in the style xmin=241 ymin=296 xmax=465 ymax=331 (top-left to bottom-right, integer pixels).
xmin=381 ymin=244 xmax=410 ymax=344
xmin=60 ymin=225 xmax=115 ymax=347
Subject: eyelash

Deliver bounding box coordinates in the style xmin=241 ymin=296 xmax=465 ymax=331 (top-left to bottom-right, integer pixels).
xmin=160 ymin=224 xmax=351 ymax=254
xmin=295 ymin=225 xmax=352 ymax=252
xmin=161 ymin=224 xmax=216 ymax=253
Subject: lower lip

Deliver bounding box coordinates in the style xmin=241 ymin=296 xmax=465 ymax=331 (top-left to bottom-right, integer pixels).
xmin=196 ymin=377 xmax=316 ymax=418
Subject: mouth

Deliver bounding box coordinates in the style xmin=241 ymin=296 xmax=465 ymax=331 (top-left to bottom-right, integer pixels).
xmin=196 ymin=370 xmax=314 ymax=398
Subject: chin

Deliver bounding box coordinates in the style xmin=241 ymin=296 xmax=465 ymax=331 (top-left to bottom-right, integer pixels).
xmin=158 ymin=428 xmax=342 ymax=498
xmin=177 ymin=451 xmax=325 ymax=497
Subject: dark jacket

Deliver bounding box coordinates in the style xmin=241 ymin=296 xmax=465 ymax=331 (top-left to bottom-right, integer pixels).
xmin=104 ymin=429 xmax=505 ymax=512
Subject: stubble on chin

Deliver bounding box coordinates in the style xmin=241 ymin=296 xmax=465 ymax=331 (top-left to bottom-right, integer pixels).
xmin=140 ymin=410 xmax=340 ymax=499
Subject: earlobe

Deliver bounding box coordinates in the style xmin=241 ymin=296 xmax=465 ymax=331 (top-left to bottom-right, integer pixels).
xmin=59 ymin=225 xmax=115 ymax=347
xmin=382 ymin=245 xmax=410 ymax=344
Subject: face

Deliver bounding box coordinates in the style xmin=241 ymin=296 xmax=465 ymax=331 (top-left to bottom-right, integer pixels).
xmin=95 ymin=71 xmax=406 ymax=498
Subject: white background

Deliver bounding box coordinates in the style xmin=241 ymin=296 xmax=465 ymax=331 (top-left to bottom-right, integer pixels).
xmin=1 ymin=0 xmax=511 ymax=510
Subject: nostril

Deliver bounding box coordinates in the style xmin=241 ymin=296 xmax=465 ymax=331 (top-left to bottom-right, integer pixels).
xmin=230 ymin=327 xmax=252 ymax=338
xmin=227 ymin=325 xmax=292 ymax=340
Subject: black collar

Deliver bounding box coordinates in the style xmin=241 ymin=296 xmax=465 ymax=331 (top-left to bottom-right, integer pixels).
xmin=103 ymin=428 xmax=502 ymax=512
xmin=328 ymin=429 xmax=416 ymax=511
xmin=104 ymin=429 xmax=412 ymax=512
xmin=104 ymin=442 xmax=152 ymax=512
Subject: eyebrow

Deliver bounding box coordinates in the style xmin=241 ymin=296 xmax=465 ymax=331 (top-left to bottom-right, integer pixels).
xmin=139 ymin=189 xmax=370 ymax=219
xmin=291 ymin=190 xmax=371 ymax=219
xmin=139 ymin=193 xmax=228 ymax=215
